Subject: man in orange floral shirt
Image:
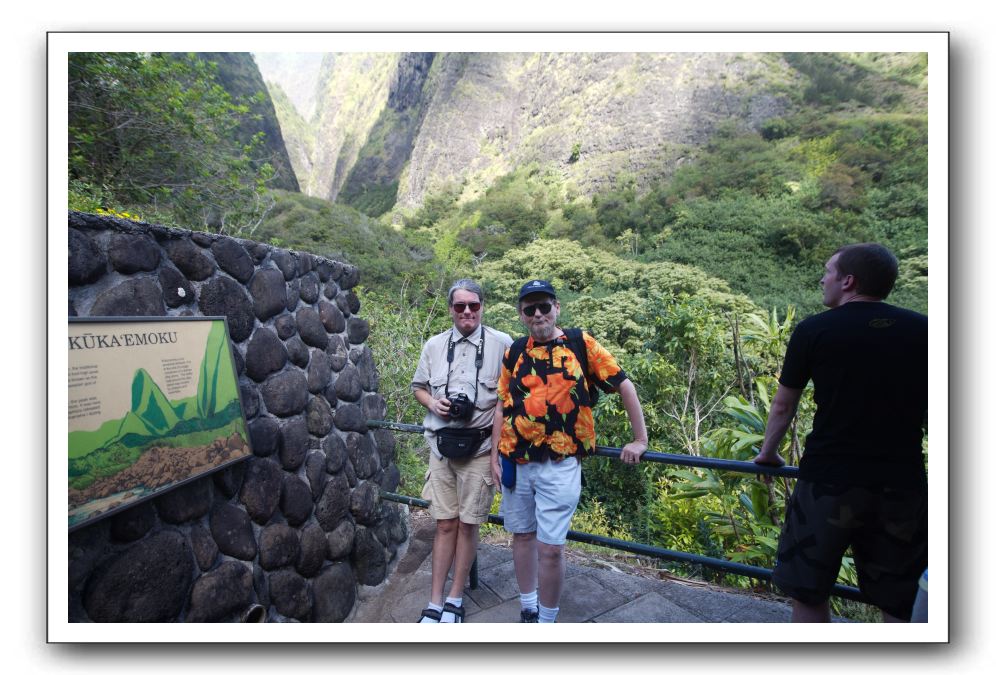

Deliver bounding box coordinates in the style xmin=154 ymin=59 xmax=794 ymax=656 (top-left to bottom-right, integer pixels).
xmin=490 ymin=280 xmax=649 ymax=622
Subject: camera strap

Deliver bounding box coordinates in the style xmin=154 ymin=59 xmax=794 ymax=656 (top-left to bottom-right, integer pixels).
xmin=444 ymin=327 xmax=485 ymax=409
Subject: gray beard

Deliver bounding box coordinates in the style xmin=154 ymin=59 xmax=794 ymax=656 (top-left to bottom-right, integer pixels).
xmin=531 ymin=323 xmax=557 ymax=342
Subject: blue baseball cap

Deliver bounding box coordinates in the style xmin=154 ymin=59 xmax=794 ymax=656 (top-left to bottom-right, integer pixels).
xmin=518 ymin=279 xmax=557 ymax=301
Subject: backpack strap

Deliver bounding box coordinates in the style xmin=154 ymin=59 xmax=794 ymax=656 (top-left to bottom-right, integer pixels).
xmin=505 ymin=336 xmax=530 ymax=375
xmin=507 ymin=329 xmax=607 ymax=401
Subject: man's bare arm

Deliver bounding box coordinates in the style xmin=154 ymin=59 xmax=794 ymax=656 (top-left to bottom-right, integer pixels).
xmin=754 ymin=384 xmax=804 ymax=467
xmin=618 ymin=379 xmax=649 ymax=464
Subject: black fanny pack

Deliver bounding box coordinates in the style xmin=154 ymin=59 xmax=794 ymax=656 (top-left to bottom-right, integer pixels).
xmin=436 ymin=427 xmax=491 ymax=459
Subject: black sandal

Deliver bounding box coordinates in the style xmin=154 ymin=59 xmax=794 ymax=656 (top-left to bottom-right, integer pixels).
xmin=417 ymin=607 xmax=442 ymax=623
xmin=441 ymin=602 xmax=465 ymax=623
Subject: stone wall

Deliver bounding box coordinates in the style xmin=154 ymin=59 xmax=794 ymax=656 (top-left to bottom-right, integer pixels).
xmin=67 ymin=211 xmax=405 ymax=622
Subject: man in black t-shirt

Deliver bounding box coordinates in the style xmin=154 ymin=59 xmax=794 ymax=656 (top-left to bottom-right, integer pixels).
xmin=754 ymin=243 xmax=927 ymax=622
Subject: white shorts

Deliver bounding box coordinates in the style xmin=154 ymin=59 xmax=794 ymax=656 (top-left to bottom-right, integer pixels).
xmin=499 ymin=457 xmax=581 ymax=545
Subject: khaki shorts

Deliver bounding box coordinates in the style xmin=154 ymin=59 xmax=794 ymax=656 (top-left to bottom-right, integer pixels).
xmin=421 ymin=451 xmax=495 ymax=524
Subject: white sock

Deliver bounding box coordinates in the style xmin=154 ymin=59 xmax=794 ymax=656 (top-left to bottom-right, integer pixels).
xmin=520 ymin=590 xmax=538 ymax=612
xmin=538 ymin=604 xmax=559 ymax=623
xmin=440 ymin=596 xmax=463 ymax=623
xmin=419 ymin=601 xmax=443 ymax=623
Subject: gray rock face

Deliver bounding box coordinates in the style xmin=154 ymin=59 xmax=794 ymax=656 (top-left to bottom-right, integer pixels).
xmin=323 ymin=434 xmax=348 ymax=473
xmin=231 ymin=345 xmax=245 ymax=375
xmin=240 ymin=384 xmax=260 ymax=419
xmin=306 ymin=395 xmax=334 ymax=437
xmin=260 ymin=369 xmax=309 ymax=417
xmin=297 ymin=523 xmax=328 ymax=578
xmin=327 ymin=335 xmax=349 ymax=372
xmin=321 ymin=381 xmax=338 ymax=409
xmin=249 ymin=416 xmax=280 ymax=457
xmin=269 ymin=569 xmax=312 ymax=621
xmin=346 ymin=432 xmax=379 ymax=480
xmin=69 ymin=228 xmax=107 ymax=285
xmin=339 ymin=265 xmax=360 ymax=290
xmin=159 ymin=264 xmax=195 ymax=308
xmin=334 ymin=366 xmax=363 ymax=403
xmin=361 ymin=393 xmax=387 ymax=422
xmin=298 ymin=252 xmax=315 ymax=274
xmin=274 ymin=313 xmax=297 ymax=339
xmin=210 ymin=502 xmax=258 ymax=560
xmin=351 ymin=526 xmax=387 ymax=586
xmin=109 ymin=501 xmax=156 ymax=543
xmin=245 ymin=326 xmax=288 ymax=382
xmin=213 ymin=461 xmax=247 ymax=499
xmin=372 ymin=428 xmax=396 ymax=466
xmin=271 ymin=249 xmax=297 ymax=280
xmin=83 ymin=530 xmax=193 ymax=622
xmin=312 ymin=563 xmax=356 ymax=622
xmin=259 ymin=523 xmax=301 ymax=570
xmin=285 ymin=279 xmax=300 ymax=311
xmin=379 ymin=463 xmax=401 ymax=493
xmin=296 ymin=307 xmax=329 ymax=349
xmin=285 ymin=336 xmax=310 ymax=369
xmin=90 ymin=277 xmax=166 ymax=316
xmin=350 ymin=480 xmax=380 ymax=525
xmin=239 ymin=458 xmax=284 ymax=524
xmin=281 ymin=475 xmax=314 ymax=526
xmin=335 ymin=292 xmax=350 ymax=316
xmin=190 ymin=524 xmax=219 ymax=571
xmin=199 ymin=276 xmax=255 ymax=342
xmin=108 ymin=233 xmax=160 ymax=273
xmin=279 ymin=415 xmax=310 ymax=471
xmin=248 ymin=242 xmax=268 ymax=263
xmin=305 ymin=451 xmax=329 ymax=502
xmin=165 ymin=238 xmax=214 ymax=281
xmin=249 ymin=268 xmax=288 ymax=320
xmin=325 ymin=520 xmax=355 ymax=560
xmin=318 ymin=301 xmax=345 ymax=334
xmin=306 ymin=350 xmax=332 ymax=394
xmin=211 ymin=238 xmax=255 ymax=282
xmin=314 ymin=473 xmax=350 ymax=532
xmin=333 ymin=403 xmax=367 ymax=433
xmin=351 ymin=346 xmax=379 ymax=391
xmin=155 ymin=476 xmax=212 ymax=524
xmin=299 ymin=272 xmax=320 ymax=304
xmin=343 ymin=291 xmax=361 ymax=315
xmin=324 ymin=280 xmax=339 ymax=300
xmin=186 ymin=561 xmax=253 ymax=622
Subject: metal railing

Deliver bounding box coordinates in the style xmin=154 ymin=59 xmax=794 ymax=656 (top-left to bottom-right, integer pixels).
xmin=368 ymin=419 xmax=865 ymax=604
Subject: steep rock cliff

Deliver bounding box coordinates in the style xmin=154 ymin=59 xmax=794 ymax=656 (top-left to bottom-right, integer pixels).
xmin=191 ymin=53 xmax=300 ymax=193
xmin=307 ymin=53 xmax=400 ymax=201
xmin=274 ymin=52 xmax=799 ymax=210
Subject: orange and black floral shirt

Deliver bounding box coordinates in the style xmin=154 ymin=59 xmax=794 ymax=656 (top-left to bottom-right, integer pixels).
xmin=497 ymin=330 xmax=627 ymax=463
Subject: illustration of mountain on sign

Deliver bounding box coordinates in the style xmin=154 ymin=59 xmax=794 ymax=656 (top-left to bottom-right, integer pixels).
xmin=68 ymin=318 xmax=251 ymax=530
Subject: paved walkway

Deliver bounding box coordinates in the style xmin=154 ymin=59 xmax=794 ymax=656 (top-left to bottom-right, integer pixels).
xmin=347 ymin=513 xmax=807 ymax=623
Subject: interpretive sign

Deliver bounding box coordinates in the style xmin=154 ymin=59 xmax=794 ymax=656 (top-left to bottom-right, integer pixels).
xmin=68 ymin=317 xmax=251 ymax=531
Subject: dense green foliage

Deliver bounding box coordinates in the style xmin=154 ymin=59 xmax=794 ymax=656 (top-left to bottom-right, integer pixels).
xmin=254 ymin=190 xmax=439 ymax=292
xmin=69 ymin=52 xmax=275 ymax=235
xmin=402 ymin=112 xmax=928 ymax=317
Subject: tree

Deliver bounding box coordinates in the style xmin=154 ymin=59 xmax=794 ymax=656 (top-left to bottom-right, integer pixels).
xmin=69 ymin=52 xmax=274 ymax=235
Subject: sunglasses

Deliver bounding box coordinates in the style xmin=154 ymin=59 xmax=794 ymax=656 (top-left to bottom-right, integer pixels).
xmin=522 ymin=302 xmax=553 ymax=317
xmin=451 ymin=302 xmax=481 ymax=313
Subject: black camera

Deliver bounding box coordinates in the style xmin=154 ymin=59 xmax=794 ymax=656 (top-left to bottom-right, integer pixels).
xmin=448 ymin=393 xmax=474 ymax=421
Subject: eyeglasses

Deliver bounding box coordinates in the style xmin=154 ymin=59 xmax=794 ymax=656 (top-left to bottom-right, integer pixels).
xmin=451 ymin=302 xmax=481 ymax=313
xmin=522 ymin=302 xmax=553 ymax=317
